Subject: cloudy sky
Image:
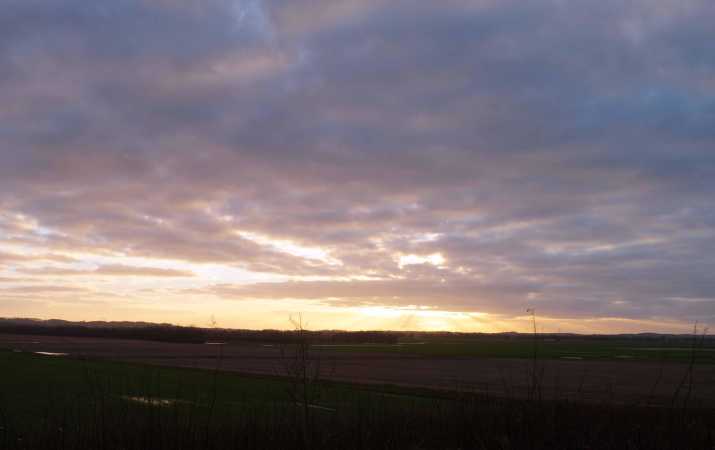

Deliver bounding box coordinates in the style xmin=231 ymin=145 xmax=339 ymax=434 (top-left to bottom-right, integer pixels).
xmin=1 ymin=0 xmax=713 ymax=333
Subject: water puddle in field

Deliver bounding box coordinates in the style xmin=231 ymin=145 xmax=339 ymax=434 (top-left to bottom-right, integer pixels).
xmin=122 ymin=396 xmax=183 ymax=407
xmin=285 ymin=402 xmax=336 ymax=412
xmin=307 ymin=404 xmax=336 ymax=412
xmin=34 ymin=352 xmax=68 ymax=356
xmin=560 ymin=356 xmax=583 ymax=360
xmin=205 ymin=342 xmax=226 ymax=345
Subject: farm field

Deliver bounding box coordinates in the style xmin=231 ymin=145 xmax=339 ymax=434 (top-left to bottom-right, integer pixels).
xmin=314 ymin=338 xmax=715 ymax=363
xmin=1 ymin=335 xmax=715 ymax=449
xmin=0 ymin=348 xmax=385 ymax=429
xmin=0 ymin=349 xmax=445 ymax=449
xmin=1 ymin=333 xmax=714 ymax=407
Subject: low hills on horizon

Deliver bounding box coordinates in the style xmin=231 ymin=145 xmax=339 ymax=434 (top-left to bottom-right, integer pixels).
xmin=0 ymin=317 xmax=710 ymax=345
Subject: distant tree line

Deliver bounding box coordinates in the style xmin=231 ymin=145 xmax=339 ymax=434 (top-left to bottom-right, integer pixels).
xmin=0 ymin=318 xmax=400 ymax=344
xmin=0 ymin=318 xmax=710 ymax=346
xmin=206 ymin=328 xmax=400 ymax=344
xmin=0 ymin=319 xmax=207 ymax=343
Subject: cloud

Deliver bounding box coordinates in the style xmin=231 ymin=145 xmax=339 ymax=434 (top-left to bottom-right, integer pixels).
xmin=0 ymin=251 xmax=76 ymax=265
xmin=194 ymin=277 xmax=537 ymax=311
xmin=94 ymin=264 xmax=195 ymax=277
xmin=19 ymin=265 xmax=195 ymax=278
xmin=0 ymin=285 xmax=89 ymax=295
xmin=0 ymin=277 xmax=32 ymax=283
xmin=0 ymin=0 xmax=713 ymax=330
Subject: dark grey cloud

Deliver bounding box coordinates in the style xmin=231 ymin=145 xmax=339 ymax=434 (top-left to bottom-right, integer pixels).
xmin=1 ymin=0 xmax=714 ymax=327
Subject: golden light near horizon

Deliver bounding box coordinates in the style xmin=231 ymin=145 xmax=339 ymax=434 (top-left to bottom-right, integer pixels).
xmin=0 ymin=230 xmax=709 ymax=334
xmin=354 ymin=306 xmax=494 ymax=332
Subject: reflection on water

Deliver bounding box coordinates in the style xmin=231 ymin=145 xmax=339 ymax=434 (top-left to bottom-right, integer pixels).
xmin=307 ymin=404 xmax=336 ymax=412
xmin=205 ymin=342 xmax=226 ymax=345
xmin=560 ymin=356 xmax=583 ymax=360
xmin=122 ymin=396 xmax=179 ymax=407
xmin=34 ymin=352 xmax=68 ymax=356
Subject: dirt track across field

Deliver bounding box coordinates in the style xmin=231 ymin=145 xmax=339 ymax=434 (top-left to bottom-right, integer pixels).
xmin=2 ymin=333 xmax=714 ymax=406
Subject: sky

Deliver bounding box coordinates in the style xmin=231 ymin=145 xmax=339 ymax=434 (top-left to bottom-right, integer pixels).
xmin=0 ymin=0 xmax=714 ymax=333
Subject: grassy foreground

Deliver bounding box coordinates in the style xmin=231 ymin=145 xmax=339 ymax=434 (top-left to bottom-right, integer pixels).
xmin=0 ymin=349 xmax=714 ymax=450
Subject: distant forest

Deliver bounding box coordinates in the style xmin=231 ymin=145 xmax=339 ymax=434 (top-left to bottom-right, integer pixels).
xmin=0 ymin=318 xmax=401 ymax=344
xmin=0 ymin=317 xmax=710 ymax=345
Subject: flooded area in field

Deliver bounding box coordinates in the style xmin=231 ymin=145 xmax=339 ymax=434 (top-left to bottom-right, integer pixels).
xmin=307 ymin=404 xmax=336 ymax=412
xmin=122 ymin=396 xmax=186 ymax=407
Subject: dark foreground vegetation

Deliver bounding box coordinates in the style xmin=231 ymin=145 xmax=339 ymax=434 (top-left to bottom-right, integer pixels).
xmin=1 ymin=349 xmax=714 ymax=450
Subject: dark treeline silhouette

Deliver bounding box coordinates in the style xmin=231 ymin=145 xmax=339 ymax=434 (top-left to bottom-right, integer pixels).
xmin=0 ymin=318 xmax=400 ymax=344
xmin=207 ymin=328 xmax=400 ymax=344
xmin=0 ymin=317 xmax=711 ymax=346
xmin=0 ymin=318 xmax=207 ymax=343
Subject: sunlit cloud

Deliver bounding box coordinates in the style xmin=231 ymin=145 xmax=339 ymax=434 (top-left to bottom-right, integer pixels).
xmin=18 ymin=265 xmax=195 ymax=278
xmin=397 ymin=253 xmax=446 ymax=269
xmin=236 ymin=231 xmax=342 ymax=266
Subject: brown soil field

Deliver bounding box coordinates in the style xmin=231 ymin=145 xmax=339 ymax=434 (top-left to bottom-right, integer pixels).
xmin=2 ymin=333 xmax=714 ymax=407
